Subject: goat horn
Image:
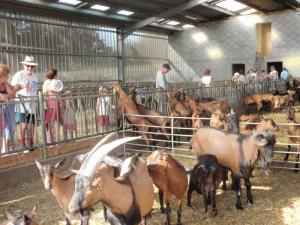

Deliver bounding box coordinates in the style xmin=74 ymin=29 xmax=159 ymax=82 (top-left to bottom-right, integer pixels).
xmin=70 ymin=169 xmax=80 ymax=175
xmin=79 ymin=136 xmax=142 ymax=178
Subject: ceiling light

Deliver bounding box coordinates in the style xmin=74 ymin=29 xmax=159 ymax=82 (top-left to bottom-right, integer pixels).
xmin=216 ymin=0 xmax=248 ymax=12
xmin=156 ymin=18 xmax=165 ymax=23
xmin=91 ymin=4 xmax=110 ymax=11
xmin=117 ymin=10 xmax=134 ymax=16
xmin=58 ymin=0 xmax=81 ymax=5
xmin=166 ymin=21 xmax=180 ymax=26
xmin=240 ymin=8 xmax=257 ymax=15
xmin=183 ymin=24 xmax=195 ymax=28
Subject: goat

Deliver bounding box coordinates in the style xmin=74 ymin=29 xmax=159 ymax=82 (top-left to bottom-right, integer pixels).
xmin=68 ymin=136 xmax=154 ymax=225
xmin=240 ymin=115 xmax=279 ymax=135
xmin=0 ymin=206 xmax=38 ymax=225
xmin=209 ymin=109 xmax=226 ymax=130
xmin=147 ymin=150 xmax=188 ymax=225
xmin=191 ymin=128 xmax=276 ymax=210
xmin=111 ymin=83 xmax=157 ymax=147
xmin=284 ymin=106 xmax=300 ymax=172
xmin=244 ymin=94 xmax=274 ymax=114
xmin=199 ymin=100 xmax=230 ymax=116
xmin=136 ymin=104 xmax=170 ymax=141
xmin=187 ymin=155 xmax=222 ymax=215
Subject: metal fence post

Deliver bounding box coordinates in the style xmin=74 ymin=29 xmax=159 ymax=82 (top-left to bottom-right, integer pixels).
xmin=122 ymin=108 xmax=126 ymax=156
xmin=171 ymin=116 xmax=174 ymax=156
xmin=38 ymin=91 xmax=47 ymax=159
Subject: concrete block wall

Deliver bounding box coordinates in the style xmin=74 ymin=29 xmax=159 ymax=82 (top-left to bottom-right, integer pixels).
xmin=169 ymin=11 xmax=300 ymax=80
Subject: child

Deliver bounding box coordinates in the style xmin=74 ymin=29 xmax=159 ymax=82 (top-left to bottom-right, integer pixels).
xmin=63 ymin=91 xmax=76 ymax=140
xmin=45 ymin=79 xmax=63 ymax=143
xmin=96 ymin=86 xmax=110 ymax=133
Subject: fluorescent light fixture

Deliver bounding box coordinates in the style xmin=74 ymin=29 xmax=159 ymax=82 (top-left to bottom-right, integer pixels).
xmin=156 ymin=18 xmax=165 ymax=23
xmin=166 ymin=20 xmax=180 ymax=26
xmin=183 ymin=24 xmax=195 ymax=28
xmin=58 ymin=0 xmax=81 ymax=5
xmin=91 ymin=4 xmax=110 ymax=11
xmin=240 ymin=8 xmax=257 ymax=15
xmin=117 ymin=10 xmax=134 ymax=16
xmin=216 ymin=0 xmax=248 ymax=12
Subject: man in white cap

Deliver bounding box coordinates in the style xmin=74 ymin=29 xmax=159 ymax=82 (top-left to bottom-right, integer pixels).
xmin=11 ymin=55 xmax=39 ymax=147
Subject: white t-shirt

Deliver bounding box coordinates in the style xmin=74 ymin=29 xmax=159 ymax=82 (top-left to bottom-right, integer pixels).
xmin=97 ymin=96 xmax=110 ymax=116
xmin=156 ymin=71 xmax=167 ymax=89
xmin=42 ymin=79 xmax=51 ymax=94
xmin=201 ymin=75 xmax=212 ymax=86
xmin=11 ymin=70 xmax=38 ymax=114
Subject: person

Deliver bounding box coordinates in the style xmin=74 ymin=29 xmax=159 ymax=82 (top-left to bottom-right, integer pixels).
xmin=238 ymin=71 xmax=246 ymax=83
xmin=43 ymin=68 xmax=57 ymax=113
xmin=261 ymin=69 xmax=268 ymax=80
xmin=0 ymin=64 xmax=17 ymax=154
xmin=96 ymin=86 xmax=111 ymax=133
xmin=155 ymin=63 xmax=171 ymax=114
xmin=63 ymin=91 xmax=76 ymax=140
xmin=11 ymin=56 xmax=38 ymax=148
xmin=232 ymin=72 xmax=240 ymax=83
xmin=156 ymin=63 xmax=171 ymax=90
xmin=201 ymin=68 xmax=212 ymax=87
xmin=281 ymin=67 xmax=290 ymax=89
xmin=269 ymin=66 xmax=278 ymax=80
xmin=45 ymin=79 xmax=64 ymax=143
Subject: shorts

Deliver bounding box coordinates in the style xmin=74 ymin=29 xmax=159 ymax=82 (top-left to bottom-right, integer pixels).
xmin=98 ymin=115 xmax=110 ymax=128
xmin=20 ymin=113 xmax=36 ymax=125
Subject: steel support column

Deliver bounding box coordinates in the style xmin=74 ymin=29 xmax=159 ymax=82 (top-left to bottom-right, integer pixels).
xmin=117 ymin=29 xmax=124 ymax=82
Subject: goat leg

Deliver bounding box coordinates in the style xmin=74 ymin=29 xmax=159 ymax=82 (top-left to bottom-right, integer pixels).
xmin=164 ymin=202 xmax=171 ymax=225
xmin=141 ymin=218 xmax=146 ymax=225
xmin=159 ymin=190 xmax=166 ymax=213
xmin=221 ymin=167 xmax=228 ymax=190
xmin=103 ymin=204 xmax=108 ymax=221
xmin=294 ymin=154 xmax=300 ymax=173
xmin=79 ymin=209 xmax=90 ymax=225
xmin=203 ymin=189 xmax=208 ymax=213
xmin=235 ymin=177 xmax=243 ymax=210
xmin=63 ymin=212 xmax=72 ymax=225
xmin=244 ymin=178 xmax=253 ymax=204
xmin=187 ymin=183 xmax=195 ymax=208
xmin=211 ymin=189 xmax=217 ymax=216
xmin=284 ymin=145 xmax=291 ymax=161
xmin=176 ymin=201 xmax=183 ymax=225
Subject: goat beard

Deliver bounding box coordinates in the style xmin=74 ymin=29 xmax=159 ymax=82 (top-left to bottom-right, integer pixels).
xmin=257 ymin=155 xmax=271 ymax=176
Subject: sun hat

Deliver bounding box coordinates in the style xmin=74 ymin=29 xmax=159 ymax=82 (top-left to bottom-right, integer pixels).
xmin=49 ymin=79 xmax=64 ymax=93
xmin=20 ymin=55 xmax=38 ymax=66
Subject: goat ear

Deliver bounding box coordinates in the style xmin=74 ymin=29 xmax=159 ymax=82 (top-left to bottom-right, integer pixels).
xmin=5 ymin=211 xmax=15 ymax=222
xmin=254 ymin=133 xmax=268 ymax=146
xmin=35 ymin=160 xmax=42 ymax=170
xmin=55 ymin=158 xmax=66 ymax=169
xmin=30 ymin=205 xmax=37 ymax=218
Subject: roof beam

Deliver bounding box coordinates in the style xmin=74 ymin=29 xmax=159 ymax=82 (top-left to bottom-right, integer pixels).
xmin=123 ymin=0 xmax=209 ymax=38
xmin=200 ymin=2 xmax=237 ymax=16
xmin=272 ymin=0 xmax=297 ymax=10
xmin=3 ymin=0 xmax=182 ymax=31
xmin=234 ymin=0 xmax=269 ymax=13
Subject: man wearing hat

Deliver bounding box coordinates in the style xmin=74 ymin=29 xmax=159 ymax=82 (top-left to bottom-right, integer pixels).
xmin=155 ymin=63 xmax=171 ymax=114
xmin=11 ymin=55 xmax=39 ymax=147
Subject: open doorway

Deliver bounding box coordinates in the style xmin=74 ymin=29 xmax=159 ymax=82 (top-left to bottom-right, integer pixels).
xmin=267 ymin=61 xmax=282 ymax=74
xmin=232 ymin=64 xmax=245 ymax=76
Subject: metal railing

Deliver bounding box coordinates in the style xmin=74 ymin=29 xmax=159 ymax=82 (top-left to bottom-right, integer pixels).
xmin=122 ymin=113 xmax=300 ymax=171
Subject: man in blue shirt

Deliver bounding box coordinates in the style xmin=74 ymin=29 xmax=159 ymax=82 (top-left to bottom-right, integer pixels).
xmin=155 ymin=63 xmax=171 ymax=114
xmin=280 ymin=67 xmax=290 ymax=89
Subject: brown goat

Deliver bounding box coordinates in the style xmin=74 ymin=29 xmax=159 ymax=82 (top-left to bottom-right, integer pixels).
xmin=240 ymin=115 xmax=279 ymax=135
xmin=136 ymin=104 xmax=169 ymax=140
xmin=191 ymin=128 xmax=276 ymax=210
xmin=284 ymin=106 xmax=300 ymax=172
xmin=209 ymin=109 xmax=226 ymax=129
xmin=244 ymin=94 xmax=274 ymax=114
xmin=111 ymin=83 xmax=156 ymax=147
xmin=0 ymin=206 xmax=38 ymax=225
xmin=68 ymin=136 xmax=154 ymax=225
xmin=147 ymin=150 xmax=188 ymax=225
xmin=35 ymin=159 xmax=93 ymax=225
xmin=199 ymin=100 xmax=230 ymax=115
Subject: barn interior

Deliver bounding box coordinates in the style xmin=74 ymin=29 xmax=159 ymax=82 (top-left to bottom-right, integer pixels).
xmin=1 ymin=0 xmax=300 ymax=225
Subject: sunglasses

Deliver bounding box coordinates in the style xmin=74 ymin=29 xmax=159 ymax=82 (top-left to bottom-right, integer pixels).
xmin=25 ymin=65 xmax=35 ymax=68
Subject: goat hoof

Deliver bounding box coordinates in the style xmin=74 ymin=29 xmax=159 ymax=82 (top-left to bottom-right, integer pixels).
xmin=247 ymin=198 xmax=254 ymax=204
xmin=187 ymin=204 xmax=196 ymax=210
xmin=213 ymin=209 xmax=218 ymax=216
xmin=236 ymin=204 xmax=243 ymax=210
xmin=283 ymin=157 xmax=288 ymax=162
xmin=222 ymin=184 xmax=227 ymax=191
xmin=160 ymin=207 xmax=166 ymax=213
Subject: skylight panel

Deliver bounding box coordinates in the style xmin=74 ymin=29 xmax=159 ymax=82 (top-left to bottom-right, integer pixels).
xmin=58 ymin=0 xmax=81 ymax=5
xmin=183 ymin=24 xmax=195 ymax=28
xmin=117 ymin=10 xmax=134 ymax=16
xmin=156 ymin=18 xmax=165 ymax=23
xmin=240 ymin=8 xmax=257 ymax=15
xmin=166 ymin=21 xmax=180 ymax=26
xmin=91 ymin=4 xmax=110 ymax=11
xmin=215 ymin=0 xmax=248 ymax=12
